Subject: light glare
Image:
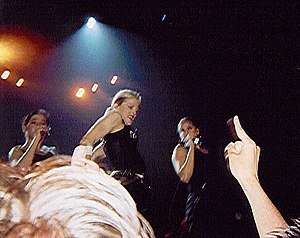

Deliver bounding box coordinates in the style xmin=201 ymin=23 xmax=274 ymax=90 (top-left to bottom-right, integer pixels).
xmin=1 ymin=70 xmax=10 ymax=80
xmin=91 ymin=83 xmax=99 ymax=93
xmin=16 ymin=78 xmax=24 ymax=87
xmin=76 ymin=88 xmax=85 ymax=98
xmin=87 ymin=17 xmax=96 ymax=29
xmin=111 ymin=75 xmax=118 ymax=85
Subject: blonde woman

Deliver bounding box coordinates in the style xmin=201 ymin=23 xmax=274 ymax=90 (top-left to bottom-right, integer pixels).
xmin=72 ymin=89 xmax=150 ymax=214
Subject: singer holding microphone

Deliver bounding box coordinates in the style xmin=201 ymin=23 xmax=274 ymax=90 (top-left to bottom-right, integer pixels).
xmin=8 ymin=109 xmax=56 ymax=169
xmin=171 ymin=117 xmax=209 ymax=237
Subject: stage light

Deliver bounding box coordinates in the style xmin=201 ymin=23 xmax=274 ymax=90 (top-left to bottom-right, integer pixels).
xmin=16 ymin=78 xmax=24 ymax=87
xmin=76 ymin=87 xmax=85 ymax=98
xmin=91 ymin=83 xmax=99 ymax=93
xmin=162 ymin=14 xmax=167 ymax=22
xmin=1 ymin=70 xmax=10 ymax=80
xmin=111 ymin=75 xmax=118 ymax=85
xmin=86 ymin=17 xmax=96 ymax=29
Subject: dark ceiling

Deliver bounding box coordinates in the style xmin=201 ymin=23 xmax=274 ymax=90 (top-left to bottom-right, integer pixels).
xmin=1 ymin=1 xmax=198 ymax=41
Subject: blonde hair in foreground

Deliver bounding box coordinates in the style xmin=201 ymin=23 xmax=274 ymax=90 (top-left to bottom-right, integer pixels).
xmin=0 ymin=156 xmax=155 ymax=238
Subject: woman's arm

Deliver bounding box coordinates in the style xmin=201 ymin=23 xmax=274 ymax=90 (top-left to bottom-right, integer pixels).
xmin=171 ymin=143 xmax=196 ymax=183
xmin=72 ymin=110 xmax=123 ymax=162
xmin=91 ymin=143 xmax=106 ymax=164
xmin=8 ymin=146 xmax=24 ymax=166
xmin=80 ymin=111 xmax=122 ymax=146
xmin=8 ymin=137 xmax=40 ymax=168
xmin=8 ymin=142 xmax=38 ymax=167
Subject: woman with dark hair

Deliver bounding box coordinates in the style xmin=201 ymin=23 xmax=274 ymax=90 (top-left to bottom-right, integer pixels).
xmin=171 ymin=117 xmax=209 ymax=237
xmin=8 ymin=109 xmax=56 ymax=168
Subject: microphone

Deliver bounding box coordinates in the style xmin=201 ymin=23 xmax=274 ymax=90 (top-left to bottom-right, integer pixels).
xmin=193 ymin=136 xmax=202 ymax=146
xmin=46 ymin=126 xmax=51 ymax=136
xmin=180 ymin=135 xmax=203 ymax=147
xmin=40 ymin=126 xmax=51 ymax=138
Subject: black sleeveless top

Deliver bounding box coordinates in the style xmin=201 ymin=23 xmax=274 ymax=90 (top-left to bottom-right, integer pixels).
xmin=102 ymin=125 xmax=145 ymax=174
xmin=15 ymin=145 xmax=56 ymax=165
xmin=184 ymin=149 xmax=208 ymax=237
xmin=187 ymin=149 xmax=207 ymax=195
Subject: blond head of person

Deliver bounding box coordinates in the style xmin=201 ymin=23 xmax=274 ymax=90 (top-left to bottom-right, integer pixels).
xmin=0 ymin=155 xmax=154 ymax=238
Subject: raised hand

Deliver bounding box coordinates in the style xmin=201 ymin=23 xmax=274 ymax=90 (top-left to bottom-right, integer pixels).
xmin=224 ymin=116 xmax=288 ymax=237
xmin=224 ymin=116 xmax=261 ymax=184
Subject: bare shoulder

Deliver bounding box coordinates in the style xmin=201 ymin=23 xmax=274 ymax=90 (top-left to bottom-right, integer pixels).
xmin=8 ymin=145 xmax=23 ymax=163
xmin=101 ymin=110 xmax=123 ymax=128
xmin=8 ymin=145 xmax=22 ymax=156
xmin=172 ymin=144 xmax=187 ymax=160
xmin=174 ymin=144 xmax=187 ymax=152
xmin=105 ymin=109 xmax=122 ymax=120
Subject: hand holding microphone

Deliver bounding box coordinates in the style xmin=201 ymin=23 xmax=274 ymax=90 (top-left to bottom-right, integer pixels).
xmin=193 ymin=136 xmax=202 ymax=146
xmin=181 ymin=133 xmax=202 ymax=148
xmin=35 ymin=125 xmax=51 ymax=142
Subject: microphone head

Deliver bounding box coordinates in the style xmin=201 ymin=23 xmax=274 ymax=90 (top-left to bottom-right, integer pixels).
xmin=46 ymin=126 xmax=51 ymax=136
xmin=193 ymin=136 xmax=202 ymax=146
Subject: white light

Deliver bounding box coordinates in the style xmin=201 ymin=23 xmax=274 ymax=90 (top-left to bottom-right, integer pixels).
xmin=91 ymin=83 xmax=98 ymax=93
xmin=16 ymin=78 xmax=24 ymax=87
xmin=76 ymin=88 xmax=85 ymax=98
xmin=1 ymin=70 xmax=10 ymax=80
xmin=86 ymin=17 xmax=96 ymax=29
xmin=111 ymin=75 xmax=118 ymax=85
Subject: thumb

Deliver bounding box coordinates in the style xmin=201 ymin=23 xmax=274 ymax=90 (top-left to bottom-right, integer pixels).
xmin=234 ymin=141 xmax=243 ymax=153
xmin=256 ymin=146 xmax=261 ymax=165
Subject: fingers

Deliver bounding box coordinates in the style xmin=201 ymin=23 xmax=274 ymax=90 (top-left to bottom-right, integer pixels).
xmin=36 ymin=124 xmax=48 ymax=132
xmin=224 ymin=141 xmax=244 ymax=173
xmin=35 ymin=125 xmax=48 ymax=139
xmin=71 ymin=145 xmax=99 ymax=170
xmin=224 ymin=141 xmax=244 ymax=158
xmin=224 ymin=142 xmax=234 ymax=159
xmin=233 ymin=116 xmax=251 ymax=142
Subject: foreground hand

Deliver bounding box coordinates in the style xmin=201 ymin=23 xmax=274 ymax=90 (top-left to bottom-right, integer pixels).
xmin=71 ymin=145 xmax=99 ymax=170
xmin=224 ymin=116 xmax=261 ymax=184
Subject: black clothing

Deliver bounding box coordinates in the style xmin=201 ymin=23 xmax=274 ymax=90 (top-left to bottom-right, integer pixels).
xmin=102 ymin=125 xmax=145 ymax=173
xmin=13 ymin=146 xmax=56 ymax=165
xmin=102 ymin=126 xmax=150 ymax=213
xmin=184 ymin=149 xmax=208 ymax=238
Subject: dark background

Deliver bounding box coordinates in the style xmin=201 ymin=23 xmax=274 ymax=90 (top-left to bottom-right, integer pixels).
xmin=0 ymin=1 xmax=299 ymax=237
